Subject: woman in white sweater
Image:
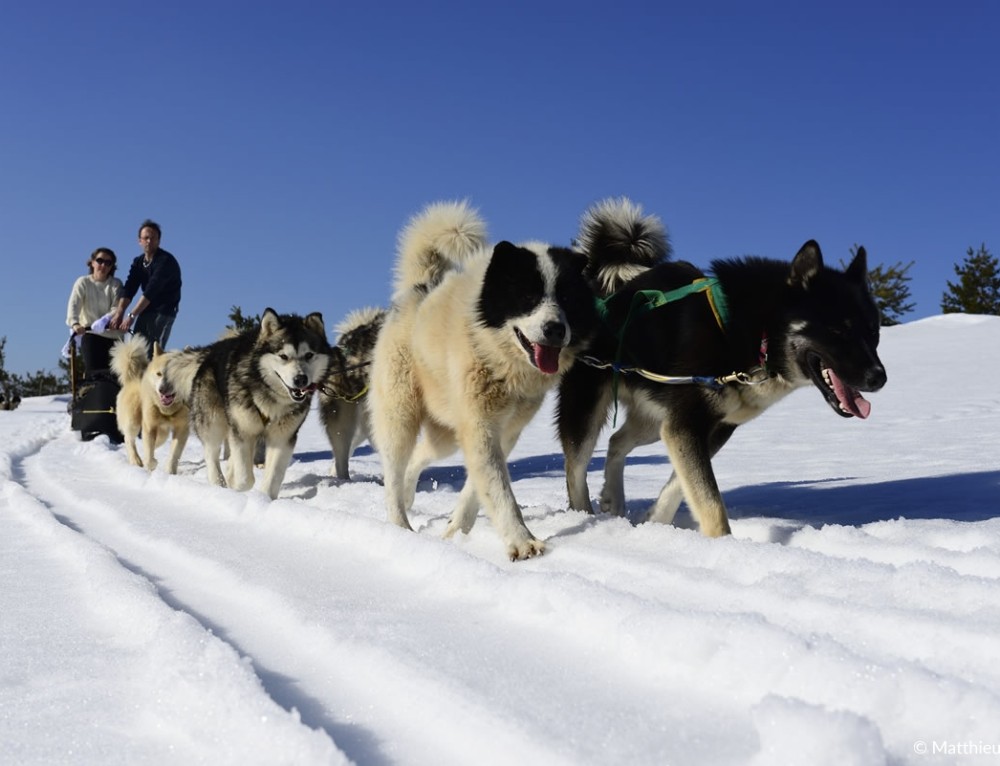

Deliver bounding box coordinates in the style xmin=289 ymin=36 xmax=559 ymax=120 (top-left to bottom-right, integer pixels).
xmin=66 ymin=247 xmax=125 ymax=376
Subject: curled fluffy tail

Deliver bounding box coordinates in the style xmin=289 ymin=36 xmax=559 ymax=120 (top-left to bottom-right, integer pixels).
xmin=334 ymin=306 xmax=386 ymax=341
xmin=110 ymin=334 xmax=149 ymax=385
xmin=335 ymin=305 xmax=386 ymax=372
xmin=161 ymin=347 xmax=206 ymax=404
xmin=578 ymin=197 xmax=671 ymax=296
xmin=393 ymin=200 xmax=488 ymax=300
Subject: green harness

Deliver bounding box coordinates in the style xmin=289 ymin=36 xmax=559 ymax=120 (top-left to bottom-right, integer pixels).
xmin=587 ymin=277 xmax=768 ymax=424
xmin=595 ymin=277 xmax=730 ymax=332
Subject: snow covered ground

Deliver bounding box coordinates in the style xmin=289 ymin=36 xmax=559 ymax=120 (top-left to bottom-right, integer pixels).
xmin=1 ymin=315 xmax=998 ymax=765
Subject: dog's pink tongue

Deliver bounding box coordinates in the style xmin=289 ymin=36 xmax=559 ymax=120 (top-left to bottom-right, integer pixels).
xmin=828 ymin=368 xmax=871 ymax=419
xmin=533 ymin=344 xmax=561 ymax=374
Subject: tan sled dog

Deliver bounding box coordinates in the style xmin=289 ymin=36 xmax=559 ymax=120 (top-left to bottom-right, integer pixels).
xmin=369 ymin=201 xmax=597 ymax=560
xmin=110 ymin=334 xmax=190 ymax=474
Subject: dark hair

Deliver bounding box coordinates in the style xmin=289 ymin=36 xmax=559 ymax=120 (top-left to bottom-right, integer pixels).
xmin=138 ymin=219 xmax=162 ymax=238
xmin=88 ymin=247 xmax=118 ymax=277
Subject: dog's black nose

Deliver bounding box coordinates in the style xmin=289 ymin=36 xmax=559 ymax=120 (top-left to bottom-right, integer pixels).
xmin=866 ymin=365 xmax=887 ymax=391
xmin=542 ymin=321 xmax=567 ymax=346
xmin=292 ymin=373 xmax=308 ymax=388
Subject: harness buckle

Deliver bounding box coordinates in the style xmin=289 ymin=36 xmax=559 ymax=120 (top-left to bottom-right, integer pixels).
xmin=719 ymin=367 xmax=769 ymax=386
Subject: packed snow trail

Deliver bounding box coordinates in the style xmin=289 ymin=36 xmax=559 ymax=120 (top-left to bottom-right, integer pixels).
xmin=21 ymin=435 xmax=749 ymax=765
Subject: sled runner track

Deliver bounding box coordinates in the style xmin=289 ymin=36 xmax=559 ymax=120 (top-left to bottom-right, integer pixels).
xmin=0 ymin=407 xmax=68 ymax=477
xmin=21 ymin=435 xmax=749 ymax=766
xmin=2 ymin=469 xmax=346 ymax=765
xmin=21 ymin=431 xmax=1000 ymax=764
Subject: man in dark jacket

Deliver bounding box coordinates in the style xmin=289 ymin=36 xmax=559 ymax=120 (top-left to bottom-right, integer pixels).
xmin=111 ymin=219 xmax=182 ymax=353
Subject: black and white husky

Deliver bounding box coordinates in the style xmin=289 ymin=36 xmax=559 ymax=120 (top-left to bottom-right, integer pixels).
xmin=369 ymin=201 xmax=597 ymax=560
xmin=558 ymin=198 xmax=887 ymax=536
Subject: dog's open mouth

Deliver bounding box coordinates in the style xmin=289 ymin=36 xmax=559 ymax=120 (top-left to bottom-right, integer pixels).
xmin=514 ymin=328 xmax=561 ymax=374
xmin=806 ymin=352 xmax=871 ymax=419
xmin=285 ymin=382 xmax=318 ymax=402
xmin=159 ymin=391 xmax=176 ymax=407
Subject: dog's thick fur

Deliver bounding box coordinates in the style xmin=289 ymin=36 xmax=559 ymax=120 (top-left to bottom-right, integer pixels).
xmin=319 ymin=305 xmax=386 ymax=480
xmin=558 ymin=198 xmax=888 ymax=535
xmin=370 ymin=201 xmax=597 ymax=560
xmin=110 ymin=334 xmax=190 ymax=473
xmin=164 ymin=308 xmax=333 ymax=499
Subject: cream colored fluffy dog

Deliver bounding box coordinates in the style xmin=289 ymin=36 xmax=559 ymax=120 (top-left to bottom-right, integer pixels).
xmin=110 ymin=334 xmax=190 ymax=474
xmin=369 ymin=201 xmax=597 ymax=560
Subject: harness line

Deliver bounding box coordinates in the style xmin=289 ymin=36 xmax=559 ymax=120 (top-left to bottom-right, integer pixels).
xmin=317 ymin=360 xmax=372 ymax=402
xmin=588 ymin=277 xmax=768 ymax=425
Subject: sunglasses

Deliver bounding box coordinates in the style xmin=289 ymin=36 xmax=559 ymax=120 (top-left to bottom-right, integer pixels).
xmin=94 ymin=258 xmax=114 ymax=266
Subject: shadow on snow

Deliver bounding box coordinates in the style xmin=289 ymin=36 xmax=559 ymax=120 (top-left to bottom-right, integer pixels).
xmin=626 ymin=470 xmax=1000 ymax=530
xmin=291 ymin=443 xmax=998 ymax=531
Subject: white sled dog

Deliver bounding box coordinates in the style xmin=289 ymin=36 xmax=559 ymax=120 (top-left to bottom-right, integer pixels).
xmin=369 ymin=201 xmax=597 ymax=560
xmin=110 ymin=334 xmax=190 ymax=474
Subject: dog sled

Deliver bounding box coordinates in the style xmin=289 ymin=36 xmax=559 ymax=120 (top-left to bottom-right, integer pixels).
xmin=67 ymin=331 xmax=124 ymax=443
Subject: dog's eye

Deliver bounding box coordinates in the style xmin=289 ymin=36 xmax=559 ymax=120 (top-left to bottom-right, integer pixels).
xmin=278 ymin=353 xmax=289 ymax=361
xmin=303 ymin=352 xmax=314 ymax=361
xmin=831 ymin=321 xmax=852 ymax=338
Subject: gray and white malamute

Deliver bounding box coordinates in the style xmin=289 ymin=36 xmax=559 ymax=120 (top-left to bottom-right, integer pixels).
xmin=165 ymin=308 xmax=334 ymax=499
xmin=558 ymin=198 xmax=887 ymax=536
xmin=319 ymin=305 xmax=385 ymax=480
xmin=369 ymin=201 xmax=597 ymax=560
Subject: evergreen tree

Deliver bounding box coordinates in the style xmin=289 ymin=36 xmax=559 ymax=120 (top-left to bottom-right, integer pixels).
xmin=12 ymin=369 xmax=68 ymax=397
xmin=0 ymin=335 xmax=72 ymax=399
xmin=843 ymin=247 xmax=915 ymax=326
xmin=941 ymin=244 xmax=1000 ymax=315
xmin=227 ymin=305 xmax=261 ymax=333
xmin=0 ymin=336 xmax=9 ymax=389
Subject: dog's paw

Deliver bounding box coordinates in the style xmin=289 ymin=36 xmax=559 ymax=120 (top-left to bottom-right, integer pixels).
xmin=145 ymin=458 xmax=159 ymax=473
xmin=387 ymin=508 xmax=414 ymax=531
xmin=598 ymin=490 xmax=626 ymax=517
xmin=442 ymin=518 xmax=476 ymax=539
xmin=443 ymin=508 xmax=478 ymax=538
xmin=507 ymin=537 xmax=545 ymax=561
xmin=698 ymin=518 xmax=732 ymax=538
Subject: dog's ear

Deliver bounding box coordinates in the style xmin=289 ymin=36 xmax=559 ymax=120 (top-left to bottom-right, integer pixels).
xmin=304 ymin=311 xmax=326 ymax=338
xmin=844 ymin=246 xmax=869 ymax=285
xmin=259 ymin=308 xmax=280 ymax=338
xmin=788 ymin=240 xmax=823 ymax=289
xmin=153 ymin=341 xmax=163 ymax=358
xmin=549 ymin=246 xmax=588 ymax=276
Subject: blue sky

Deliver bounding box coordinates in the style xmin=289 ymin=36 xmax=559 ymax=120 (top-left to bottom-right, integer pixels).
xmin=1 ymin=1 xmax=997 ymax=376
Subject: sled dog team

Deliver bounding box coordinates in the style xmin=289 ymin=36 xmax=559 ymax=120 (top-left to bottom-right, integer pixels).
xmin=107 ymin=198 xmax=887 ymax=560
